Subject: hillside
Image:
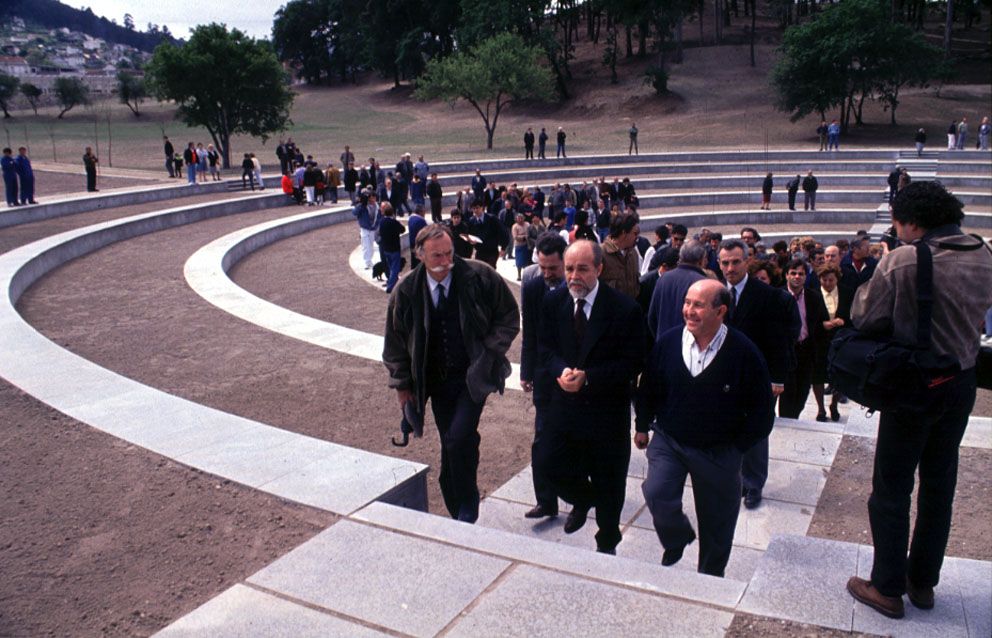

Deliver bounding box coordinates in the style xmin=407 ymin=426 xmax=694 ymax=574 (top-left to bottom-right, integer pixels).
xmin=0 ymin=0 xmax=176 ymax=52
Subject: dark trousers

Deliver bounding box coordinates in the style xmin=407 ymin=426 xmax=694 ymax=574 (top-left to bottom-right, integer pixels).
xmin=538 ymin=144 xmax=546 ymax=159
xmin=525 ymin=146 xmax=534 ymax=159
xmin=430 ymin=198 xmax=442 ymax=223
xmin=166 ymin=157 xmax=175 ymax=177
xmin=85 ymin=168 xmax=97 ymax=192
xmin=787 ymin=190 xmax=797 ymax=210
xmin=531 ymin=404 xmax=557 ymax=511
xmin=868 ymin=369 xmax=976 ymax=597
xmin=804 ymin=191 xmax=816 ymax=210
xmin=629 ymin=138 xmax=638 ymax=154
xmin=3 ymin=175 xmax=17 ymax=205
xmin=544 ymin=424 xmax=630 ymax=551
xmin=475 ymin=248 xmax=499 ymax=269
xmin=742 ymin=436 xmax=768 ymax=492
xmin=642 ymin=430 xmax=742 ymax=577
xmin=779 ymin=339 xmax=815 ymax=419
xmin=557 ymin=142 xmax=566 ymax=158
xmin=18 ymin=175 xmax=33 ymax=203
xmin=383 ymin=250 xmax=401 ymax=293
xmin=426 ymin=377 xmax=484 ymax=522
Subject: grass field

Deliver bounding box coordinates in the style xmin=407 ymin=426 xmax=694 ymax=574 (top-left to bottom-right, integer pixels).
xmin=4 ymin=40 xmax=990 ymax=174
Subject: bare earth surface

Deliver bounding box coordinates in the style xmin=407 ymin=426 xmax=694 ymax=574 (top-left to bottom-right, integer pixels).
xmin=30 ymin=169 xmax=160 ymax=197
xmin=726 ymin=614 xmax=882 ymax=638
xmin=0 ymin=379 xmax=334 ymax=637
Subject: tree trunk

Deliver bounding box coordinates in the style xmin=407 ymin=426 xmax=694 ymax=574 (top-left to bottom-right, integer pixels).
xmin=714 ymin=0 xmax=723 ymax=43
xmin=674 ymin=18 xmax=683 ymax=64
xmin=699 ymin=0 xmax=705 ymax=43
xmin=750 ymin=8 xmax=756 ymax=67
xmin=637 ymin=22 xmax=647 ymax=57
xmin=625 ymin=25 xmax=633 ymax=57
xmin=943 ymin=0 xmax=953 ymax=58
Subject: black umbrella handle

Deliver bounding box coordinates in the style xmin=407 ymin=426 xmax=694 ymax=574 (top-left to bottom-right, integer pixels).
xmin=391 ymin=431 xmax=411 ymax=447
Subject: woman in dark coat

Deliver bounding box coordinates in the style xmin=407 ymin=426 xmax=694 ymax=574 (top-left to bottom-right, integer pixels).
xmin=812 ymin=264 xmax=853 ymax=421
xmin=760 ymin=172 xmax=773 ymax=210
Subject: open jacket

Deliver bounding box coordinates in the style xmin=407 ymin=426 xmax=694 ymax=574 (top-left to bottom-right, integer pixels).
xmin=383 ymin=257 xmax=519 ymax=411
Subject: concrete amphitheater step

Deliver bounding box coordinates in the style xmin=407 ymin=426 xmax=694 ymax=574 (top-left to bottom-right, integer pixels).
xmin=739 ymin=535 xmax=991 ymax=638
xmin=161 ymin=509 xmax=739 ymax=636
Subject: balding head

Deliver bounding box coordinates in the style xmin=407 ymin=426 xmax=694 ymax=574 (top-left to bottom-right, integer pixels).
xmin=683 ymin=279 xmax=730 ymax=342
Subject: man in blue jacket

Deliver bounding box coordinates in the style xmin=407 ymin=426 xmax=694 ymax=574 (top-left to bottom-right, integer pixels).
xmin=1 ymin=147 xmax=18 ymax=207
xmin=352 ymin=191 xmax=381 ymax=270
xmin=15 ymin=147 xmax=36 ymax=205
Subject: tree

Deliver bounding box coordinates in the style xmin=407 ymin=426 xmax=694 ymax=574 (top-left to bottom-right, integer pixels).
xmin=116 ymin=70 xmax=146 ymax=117
xmin=771 ymin=0 xmax=944 ymax=132
xmin=145 ymin=24 xmax=294 ymax=168
xmin=415 ymin=33 xmax=555 ymax=150
xmin=53 ymin=76 xmax=90 ymax=119
xmin=0 ymin=73 xmax=20 ymax=118
xmin=20 ymin=82 xmax=42 ymax=114
xmin=123 ymin=13 xmax=134 ymax=30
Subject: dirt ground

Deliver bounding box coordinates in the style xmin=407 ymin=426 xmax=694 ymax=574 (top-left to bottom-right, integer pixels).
xmin=809 ymin=435 xmax=992 ymax=561
xmin=29 ymin=170 xmax=159 ymax=198
xmin=725 ymin=613 xmax=882 ymax=638
xmin=0 ymin=379 xmax=334 ymax=637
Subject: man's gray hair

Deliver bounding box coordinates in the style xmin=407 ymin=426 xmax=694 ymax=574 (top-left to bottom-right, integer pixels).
xmin=414 ymin=223 xmax=453 ymax=254
xmin=566 ymin=239 xmax=604 ymax=267
xmin=719 ymin=238 xmax=748 ymax=255
xmin=679 ymin=239 xmax=707 ymax=266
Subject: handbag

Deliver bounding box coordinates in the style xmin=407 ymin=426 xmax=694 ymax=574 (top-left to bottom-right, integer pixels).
xmin=828 ymin=241 xmax=942 ymax=414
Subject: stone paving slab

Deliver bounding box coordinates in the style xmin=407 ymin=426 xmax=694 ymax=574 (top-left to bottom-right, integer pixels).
xmin=154 ymin=584 xmax=391 ymax=637
xmin=768 ymin=425 xmax=842 ymax=467
xmin=853 ymin=545 xmax=969 ymax=638
xmin=762 ymin=458 xmax=829 ymax=506
xmin=738 ymin=535 xmax=860 ymax=631
xmin=954 ymin=557 xmax=992 ymax=638
xmin=488 ymin=473 xmax=646 ymax=527
xmin=248 ymin=519 xmax=510 ymax=637
xmin=446 ymin=564 xmax=733 ymax=638
xmin=352 ymin=501 xmax=747 ymax=610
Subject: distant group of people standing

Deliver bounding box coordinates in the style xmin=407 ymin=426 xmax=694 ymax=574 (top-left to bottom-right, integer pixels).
xmin=523 ymin=127 xmax=572 ymax=159
xmin=759 ymin=170 xmax=820 ymax=211
xmin=2 ymin=146 xmax=36 ymax=207
xmin=946 ymin=116 xmax=991 ymax=151
xmin=162 ymin=136 xmax=223 ymax=186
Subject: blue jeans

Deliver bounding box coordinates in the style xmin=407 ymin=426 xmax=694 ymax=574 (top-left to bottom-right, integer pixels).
xmin=383 ymin=250 xmax=401 ymax=292
xmin=187 ymin=164 xmax=197 ymax=184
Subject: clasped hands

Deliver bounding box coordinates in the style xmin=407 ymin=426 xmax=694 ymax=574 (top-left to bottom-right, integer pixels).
xmin=557 ymin=367 xmax=587 ymax=393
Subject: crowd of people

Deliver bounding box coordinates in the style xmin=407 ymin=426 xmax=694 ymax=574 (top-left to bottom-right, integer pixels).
xmin=162 ymin=136 xmax=224 ymax=186
xmin=379 ymin=177 xmax=992 ymax=623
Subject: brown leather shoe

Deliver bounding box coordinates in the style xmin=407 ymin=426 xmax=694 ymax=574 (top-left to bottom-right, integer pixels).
xmin=847 ymin=576 xmax=905 ymax=619
xmin=906 ymin=576 xmax=934 ymax=610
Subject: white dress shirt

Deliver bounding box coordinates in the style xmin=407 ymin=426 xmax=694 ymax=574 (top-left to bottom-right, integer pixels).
xmin=570 ymin=281 xmax=599 ymax=319
xmin=682 ymin=324 xmax=728 ymax=377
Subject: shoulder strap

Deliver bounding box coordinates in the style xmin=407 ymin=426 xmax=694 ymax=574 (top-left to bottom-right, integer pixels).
xmin=914 ymin=241 xmax=934 ymax=348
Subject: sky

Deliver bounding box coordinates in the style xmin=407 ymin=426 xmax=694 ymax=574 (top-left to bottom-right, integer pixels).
xmin=68 ymin=1 xmax=287 ymax=40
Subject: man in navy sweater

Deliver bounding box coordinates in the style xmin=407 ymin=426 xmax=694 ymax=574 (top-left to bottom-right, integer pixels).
xmin=636 ymin=279 xmax=774 ymax=577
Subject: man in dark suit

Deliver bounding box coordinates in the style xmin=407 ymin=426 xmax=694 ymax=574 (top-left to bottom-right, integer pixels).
xmin=647 ymin=240 xmax=709 ymax=341
xmin=812 ymin=264 xmax=853 ymax=422
xmin=524 ymin=128 xmax=536 ymax=159
xmin=383 ymin=225 xmax=519 ymax=523
xmin=538 ymin=240 xmax=645 ymax=554
xmin=467 ymin=199 xmax=502 ymax=268
xmin=719 ymin=239 xmax=800 ymax=509
xmin=840 ymin=236 xmax=878 ymax=290
xmin=779 ymin=259 xmax=830 ymax=419
xmin=519 ymin=233 xmax=568 ymax=519
xmin=636 ymin=279 xmax=774 ymax=576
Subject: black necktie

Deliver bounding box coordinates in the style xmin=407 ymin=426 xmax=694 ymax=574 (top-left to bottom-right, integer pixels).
xmin=729 ymin=286 xmax=737 ymax=320
xmin=574 ymin=298 xmax=587 ymax=343
xmin=437 ymin=283 xmax=447 ymax=310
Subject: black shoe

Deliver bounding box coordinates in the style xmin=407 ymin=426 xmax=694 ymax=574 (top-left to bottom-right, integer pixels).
xmin=830 ymin=405 xmax=841 ymax=422
xmin=816 ymin=412 xmax=829 ymax=422
xmin=661 ymin=529 xmax=696 ymax=566
xmin=524 ymin=504 xmax=558 ymax=519
xmin=906 ymin=576 xmax=934 ymax=610
xmin=744 ymin=488 xmax=762 ymax=509
xmin=596 ymin=546 xmax=617 ymax=555
xmin=563 ymin=507 xmax=588 ymax=534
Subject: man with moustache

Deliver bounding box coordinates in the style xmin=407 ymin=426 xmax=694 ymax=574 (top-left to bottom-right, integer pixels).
xmin=538 ymin=240 xmax=645 ymax=554
xmin=384 ymin=225 xmax=519 ymax=523
xmin=519 ymin=233 xmax=568 ymax=519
